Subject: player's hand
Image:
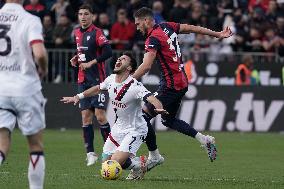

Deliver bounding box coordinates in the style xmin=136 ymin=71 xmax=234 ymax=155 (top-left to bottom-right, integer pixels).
xmin=79 ymin=60 xmax=96 ymax=71
xmin=37 ymin=66 xmax=47 ymax=80
xmin=60 ymin=96 xmax=79 ymax=105
xmin=219 ymin=26 xmax=233 ymax=39
xmin=154 ymin=108 xmax=169 ymax=115
xmin=70 ymin=55 xmax=78 ymax=67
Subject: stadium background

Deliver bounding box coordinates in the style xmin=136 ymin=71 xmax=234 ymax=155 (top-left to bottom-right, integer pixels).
xmin=0 ymin=0 xmax=284 ymax=188
xmin=5 ymin=0 xmax=282 ymax=132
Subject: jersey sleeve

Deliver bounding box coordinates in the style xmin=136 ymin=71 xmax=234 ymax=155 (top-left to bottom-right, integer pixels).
xmin=100 ymin=74 xmax=113 ymax=90
xmin=96 ymin=29 xmax=109 ymax=47
xmin=27 ymin=17 xmax=44 ymax=45
xmin=134 ymin=82 xmax=152 ymax=101
xmin=166 ymin=22 xmax=180 ymax=34
xmin=145 ymin=36 xmax=160 ymax=52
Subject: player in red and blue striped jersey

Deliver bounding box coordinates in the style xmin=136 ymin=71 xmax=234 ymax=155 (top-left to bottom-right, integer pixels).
xmin=70 ymin=4 xmax=113 ymax=166
xmin=131 ymin=7 xmax=233 ymax=175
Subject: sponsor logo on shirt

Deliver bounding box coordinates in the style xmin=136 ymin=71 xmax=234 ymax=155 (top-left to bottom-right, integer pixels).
xmin=111 ymin=100 xmax=126 ymax=109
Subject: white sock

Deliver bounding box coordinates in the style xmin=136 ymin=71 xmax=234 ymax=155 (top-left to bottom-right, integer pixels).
xmin=148 ymin=149 xmax=160 ymax=160
xmin=28 ymin=153 xmax=45 ymax=189
xmin=195 ymin=132 xmax=206 ymax=144
xmin=0 ymin=155 xmax=3 ymax=165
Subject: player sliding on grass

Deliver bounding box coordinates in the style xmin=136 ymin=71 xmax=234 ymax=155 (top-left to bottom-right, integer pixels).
xmin=127 ymin=7 xmax=233 ymax=177
xmin=61 ymin=52 xmax=168 ymax=180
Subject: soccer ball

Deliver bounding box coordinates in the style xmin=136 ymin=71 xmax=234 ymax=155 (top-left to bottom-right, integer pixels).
xmin=101 ymin=160 xmax=122 ymax=180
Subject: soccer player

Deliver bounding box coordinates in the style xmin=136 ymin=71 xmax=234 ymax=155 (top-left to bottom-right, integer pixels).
xmin=0 ymin=1 xmax=48 ymax=189
xmin=132 ymin=7 xmax=233 ymax=172
xmin=61 ymin=52 xmax=167 ymax=180
xmin=70 ymin=4 xmax=113 ymax=166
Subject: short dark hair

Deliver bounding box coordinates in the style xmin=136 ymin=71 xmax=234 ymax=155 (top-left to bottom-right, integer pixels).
xmin=78 ymin=4 xmax=93 ymax=14
xmin=133 ymin=7 xmax=154 ymax=19
xmin=123 ymin=52 xmax=137 ymax=73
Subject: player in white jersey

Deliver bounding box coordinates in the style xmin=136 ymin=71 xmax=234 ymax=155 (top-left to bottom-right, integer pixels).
xmin=0 ymin=1 xmax=48 ymax=189
xmin=61 ymin=52 xmax=167 ymax=180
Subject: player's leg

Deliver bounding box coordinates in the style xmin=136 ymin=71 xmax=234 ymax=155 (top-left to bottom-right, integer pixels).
xmin=81 ymin=109 xmax=98 ymax=166
xmin=111 ymin=151 xmax=147 ymax=177
xmin=79 ymin=83 xmax=98 ymax=166
xmin=117 ymin=131 xmax=147 ymax=180
xmin=93 ymin=91 xmax=110 ymax=142
xmin=142 ymin=107 xmax=164 ymax=171
xmin=0 ymin=97 xmax=17 ymax=165
xmin=27 ymin=131 xmax=45 ymax=189
xmin=0 ymin=128 xmax=11 ymax=165
xmin=160 ymin=88 xmax=217 ymax=162
xmin=102 ymin=132 xmax=147 ymax=180
xmin=16 ymin=91 xmax=46 ymax=189
xmin=94 ymin=108 xmax=110 ymax=142
xmin=101 ymin=133 xmax=117 ymax=162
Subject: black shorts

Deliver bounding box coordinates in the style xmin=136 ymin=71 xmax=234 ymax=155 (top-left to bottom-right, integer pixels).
xmin=145 ymin=87 xmax=188 ymax=119
xmin=78 ymin=83 xmax=108 ymax=111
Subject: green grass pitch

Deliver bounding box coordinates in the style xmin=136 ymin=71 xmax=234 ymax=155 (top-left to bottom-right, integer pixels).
xmin=0 ymin=130 xmax=283 ymax=189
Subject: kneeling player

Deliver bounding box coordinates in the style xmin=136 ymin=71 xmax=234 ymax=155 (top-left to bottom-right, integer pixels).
xmin=61 ymin=52 xmax=167 ymax=179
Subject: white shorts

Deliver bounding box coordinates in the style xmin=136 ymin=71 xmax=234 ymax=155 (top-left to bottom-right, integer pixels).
xmin=103 ymin=128 xmax=147 ymax=156
xmin=0 ymin=91 xmax=46 ymax=135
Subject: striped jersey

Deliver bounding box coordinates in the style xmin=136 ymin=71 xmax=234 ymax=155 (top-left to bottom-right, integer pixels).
xmin=145 ymin=22 xmax=188 ymax=90
xmin=74 ymin=24 xmax=109 ymax=85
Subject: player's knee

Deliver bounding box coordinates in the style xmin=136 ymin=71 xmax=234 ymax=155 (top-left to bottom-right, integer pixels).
xmin=95 ymin=111 xmax=107 ymax=125
xmin=111 ymin=154 xmax=124 ymax=165
xmin=101 ymin=153 xmax=111 ymax=162
xmin=81 ymin=112 xmax=93 ymax=125
xmin=161 ymin=118 xmax=174 ymax=128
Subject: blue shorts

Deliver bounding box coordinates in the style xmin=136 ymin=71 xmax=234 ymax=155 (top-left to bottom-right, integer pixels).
xmin=145 ymin=87 xmax=188 ymax=119
xmin=78 ymin=83 xmax=108 ymax=111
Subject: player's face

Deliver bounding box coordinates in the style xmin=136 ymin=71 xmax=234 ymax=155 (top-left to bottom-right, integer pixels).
xmin=113 ymin=55 xmax=131 ymax=74
xmin=78 ymin=9 xmax=93 ymax=28
xmin=135 ymin=17 xmax=148 ymax=35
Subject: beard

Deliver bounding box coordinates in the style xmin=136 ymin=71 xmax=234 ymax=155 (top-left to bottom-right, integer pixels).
xmin=113 ymin=69 xmax=122 ymax=74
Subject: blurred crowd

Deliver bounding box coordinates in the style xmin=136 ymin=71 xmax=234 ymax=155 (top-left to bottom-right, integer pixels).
xmin=1 ymin=0 xmax=284 ymax=56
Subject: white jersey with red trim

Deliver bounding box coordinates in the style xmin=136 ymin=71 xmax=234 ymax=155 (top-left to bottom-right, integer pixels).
xmin=0 ymin=3 xmax=43 ymax=96
xmin=100 ymin=74 xmax=151 ymax=133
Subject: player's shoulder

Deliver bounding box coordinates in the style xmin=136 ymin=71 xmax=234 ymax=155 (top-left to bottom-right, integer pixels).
xmin=22 ymin=10 xmax=41 ymax=23
xmin=87 ymin=24 xmax=103 ymax=34
xmin=73 ymin=25 xmax=81 ymax=32
xmin=93 ymin=25 xmax=103 ymax=31
xmin=106 ymin=74 xmax=116 ymax=82
xmin=129 ymin=76 xmax=144 ymax=87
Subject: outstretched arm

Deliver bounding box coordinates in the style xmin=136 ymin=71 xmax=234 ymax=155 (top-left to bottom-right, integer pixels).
xmin=132 ymin=51 xmax=156 ymax=80
xmin=179 ymin=24 xmax=233 ymax=39
xmin=146 ymin=95 xmax=168 ymax=115
xmin=61 ymin=85 xmax=101 ymax=105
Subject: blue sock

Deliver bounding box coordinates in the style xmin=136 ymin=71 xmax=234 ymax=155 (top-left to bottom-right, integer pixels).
xmin=143 ymin=112 xmax=157 ymax=151
xmin=82 ymin=124 xmax=94 ymax=153
xmin=121 ymin=157 xmax=132 ymax=170
xmin=99 ymin=123 xmax=110 ymax=142
xmin=162 ymin=118 xmax=198 ymax=138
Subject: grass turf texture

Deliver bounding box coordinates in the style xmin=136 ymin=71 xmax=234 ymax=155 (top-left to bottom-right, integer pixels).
xmin=0 ymin=130 xmax=283 ymax=189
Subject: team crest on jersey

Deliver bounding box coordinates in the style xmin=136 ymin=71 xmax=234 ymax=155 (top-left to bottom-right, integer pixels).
xmin=99 ymin=35 xmax=108 ymax=43
xmin=87 ymin=36 xmax=90 ymax=41
xmin=114 ymin=88 xmax=117 ymax=94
